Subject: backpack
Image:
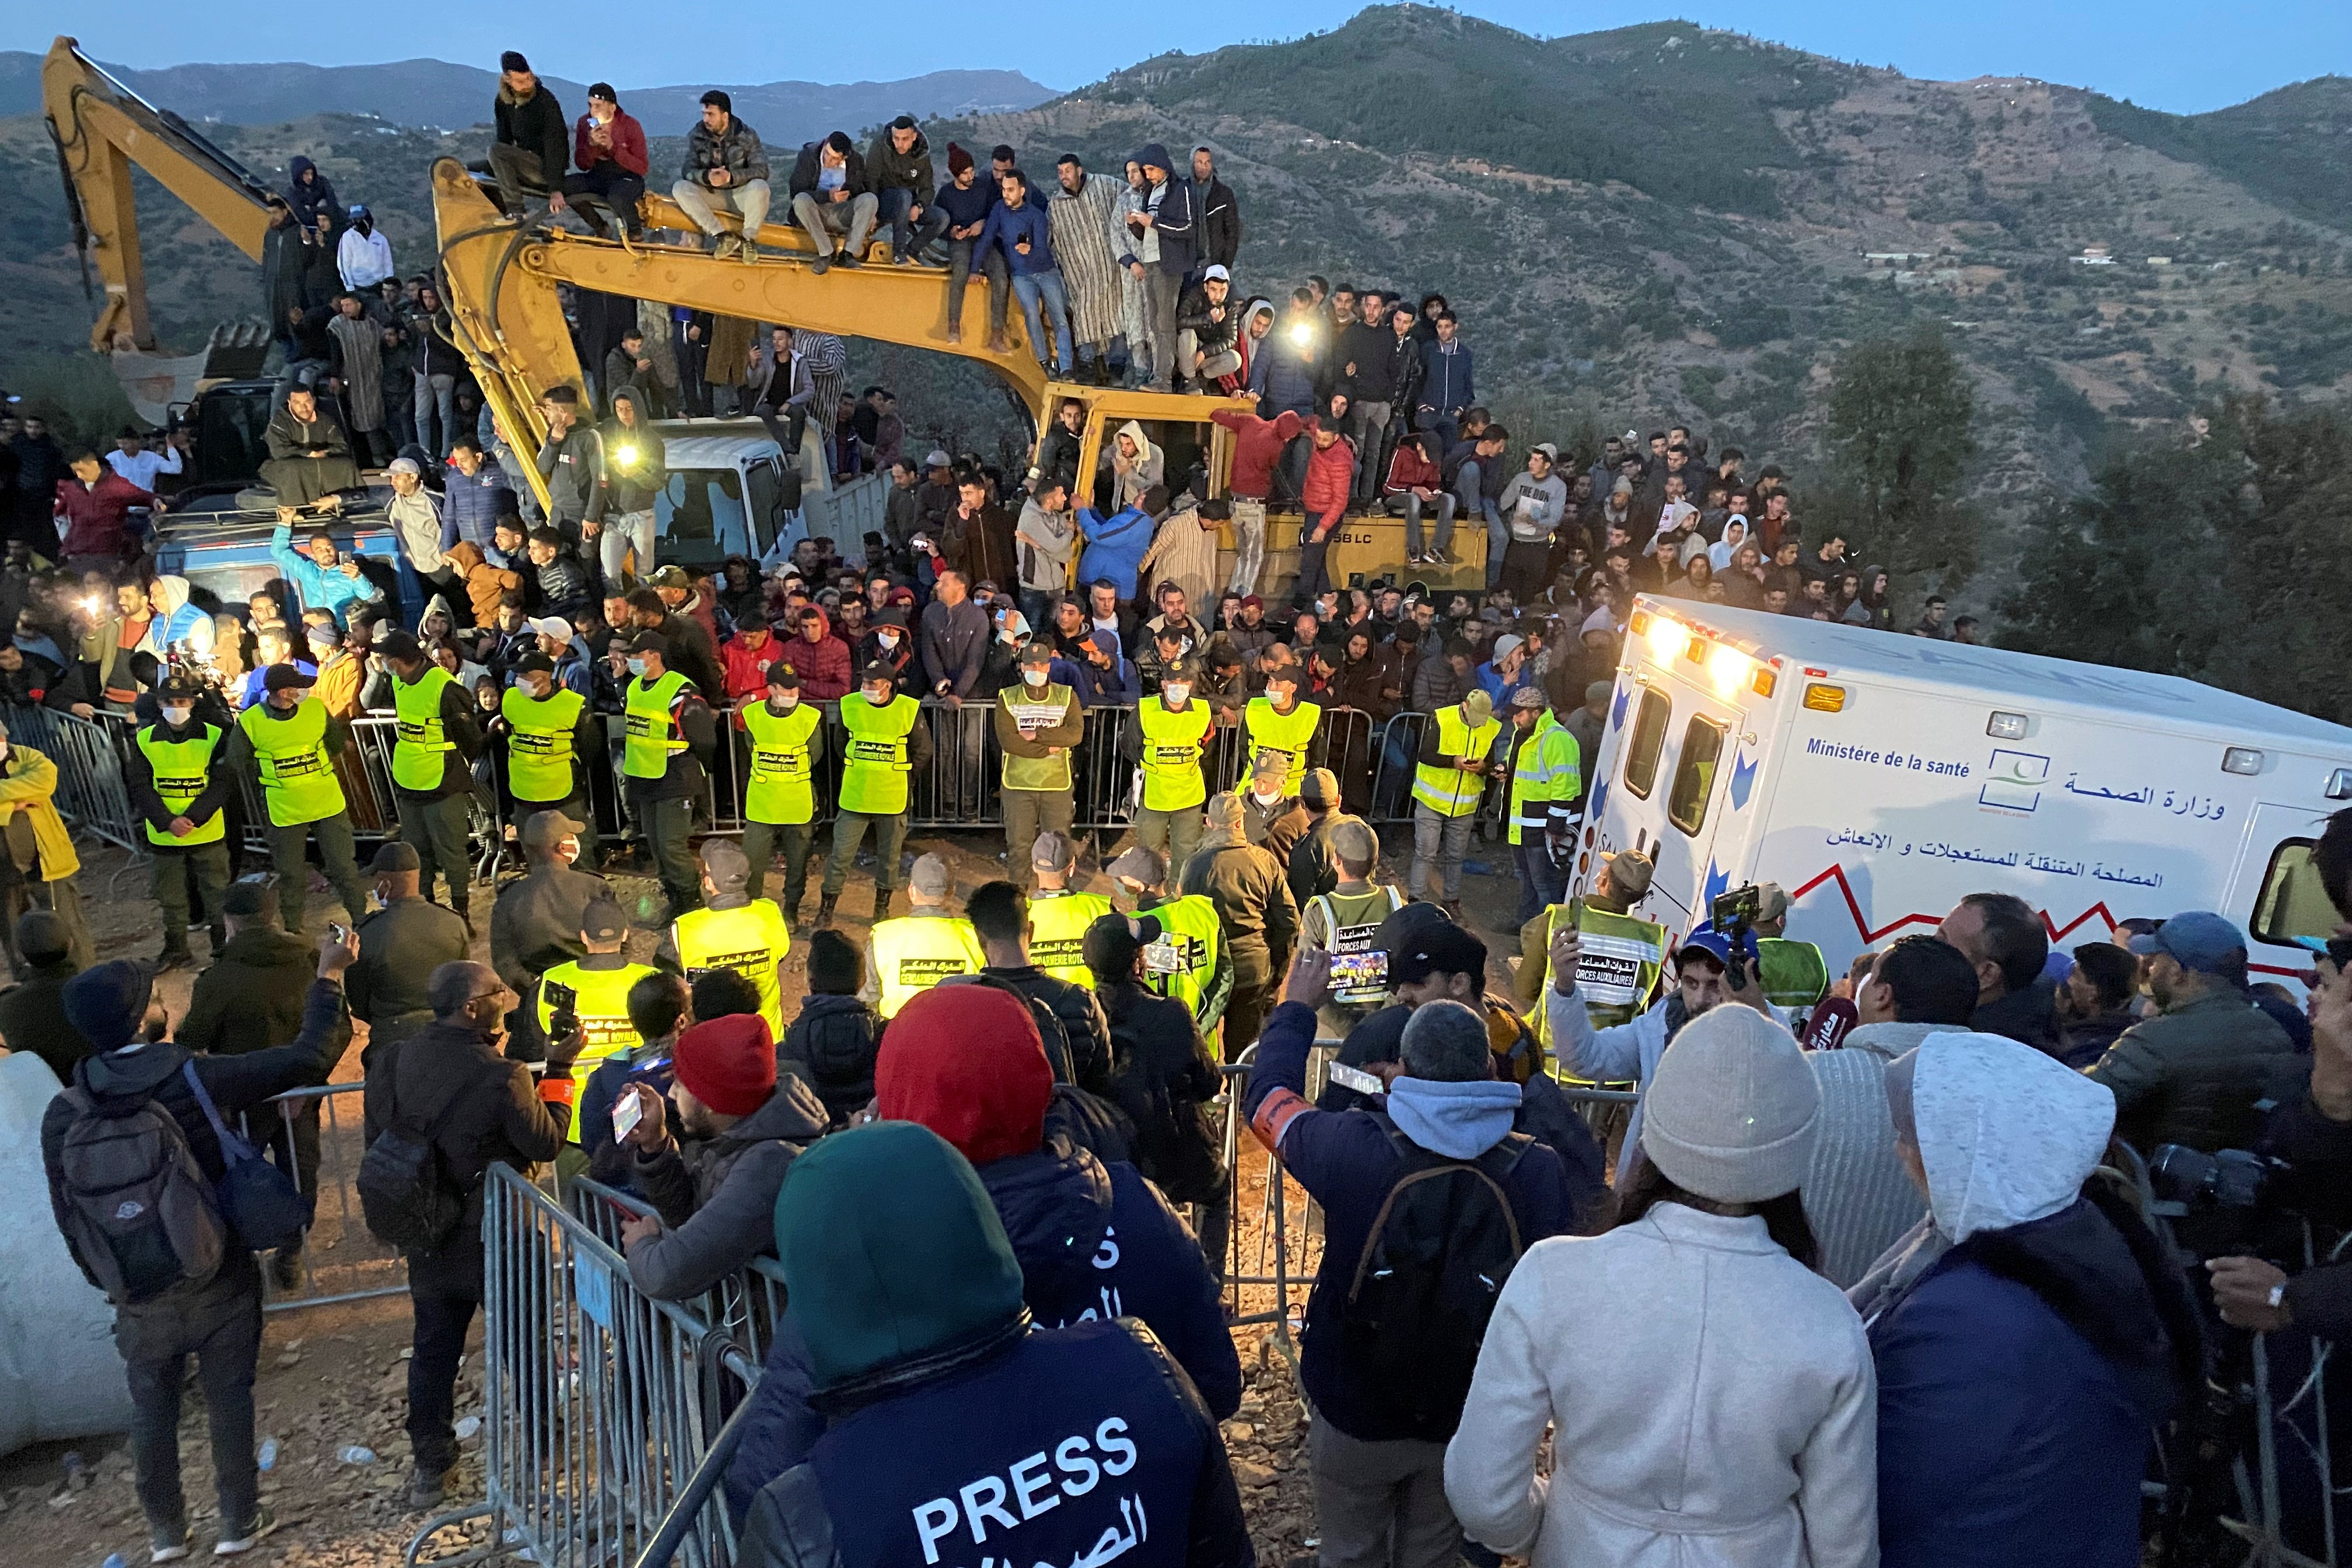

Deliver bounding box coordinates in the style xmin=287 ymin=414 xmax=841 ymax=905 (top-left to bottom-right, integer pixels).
xmin=181 ymin=1063 xmax=314 ymax=1255
xmin=355 ymin=1054 xmax=466 ymax=1254
xmin=54 ymin=1074 xmax=229 ymax=1305
xmin=1339 ymin=1120 xmax=1532 ymax=1440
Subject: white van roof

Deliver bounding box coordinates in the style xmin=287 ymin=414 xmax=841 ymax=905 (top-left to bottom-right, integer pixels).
xmin=657 ymin=430 xmax=784 ymax=471
xmin=1636 ymin=596 xmax=2352 ymax=752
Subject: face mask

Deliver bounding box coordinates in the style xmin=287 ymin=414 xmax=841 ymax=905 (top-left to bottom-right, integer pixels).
xmin=865 ymin=687 xmax=892 ymax=706
xmin=163 ymin=705 xmax=194 ymax=726
xmin=1164 ymin=684 xmax=1191 ymax=705
xmin=1024 ymin=668 xmax=1048 ymax=687
xmin=877 ymin=630 xmax=900 ymax=648
xmin=626 ymin=657 xmax=648 ymax=678
xmin=772 ymin=693 xmax=799 ymax=712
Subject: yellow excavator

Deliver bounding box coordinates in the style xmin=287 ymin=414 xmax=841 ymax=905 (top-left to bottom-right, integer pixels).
xmin=46 ymin=33 xmax=1479 ymax=594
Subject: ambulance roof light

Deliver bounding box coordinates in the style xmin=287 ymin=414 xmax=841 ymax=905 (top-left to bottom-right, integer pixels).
xmin=1986 ymin=712 xmax=2029 ymax=740
xmin=2222 ymin=747 xmax=2264 ymax=776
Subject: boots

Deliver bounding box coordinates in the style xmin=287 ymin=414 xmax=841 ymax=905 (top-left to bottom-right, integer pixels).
xmin=816 ymin=893 xmax=838 ymax=929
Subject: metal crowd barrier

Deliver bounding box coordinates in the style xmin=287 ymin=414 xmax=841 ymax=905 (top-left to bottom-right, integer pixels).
xmin=236 ymin=1080 xmax=410 ymax=1314
xmin=1 ymin=704 xmax=148 ymax=852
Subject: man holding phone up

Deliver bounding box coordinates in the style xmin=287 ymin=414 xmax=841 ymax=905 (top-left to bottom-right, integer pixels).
xmin=1544 ymin=922 xmax=1783 ymax=1186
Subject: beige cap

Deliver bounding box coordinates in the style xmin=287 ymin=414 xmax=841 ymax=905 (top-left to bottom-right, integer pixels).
xmin=1756 ymin=881 xmax=1790 ymax=922
xmin=1298 ymin=767 xmax=1340 ymax=808
xmin=1600 ymin=848 xmax=1654 ymax=897
xmin=1461 ymin=690 xmax=1493 ymax=727
xmin=1250 ymin=751 xmax=1289 ymax=782
xmin=909 ymin=853 xmax=952 ymax=900
xmin=1329 ymin=818 xmax=1378 ymax=866
xmin=1204 ymin=792 xmax=1244 ymax=831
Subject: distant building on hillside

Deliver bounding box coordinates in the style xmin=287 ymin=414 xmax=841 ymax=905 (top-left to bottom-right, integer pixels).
xmin=2070 ymin=246 xmax=2115 ymax=267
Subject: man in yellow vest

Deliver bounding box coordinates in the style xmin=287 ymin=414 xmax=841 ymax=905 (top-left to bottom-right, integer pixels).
xmin=1518 ymin=848 xmax=1668 ymax=1039
xmin=536 ymin=893 xmax=662 ymax=1138
xmin=498 ymin=650 xmax=601 ymax=865
xmin=621 ymin=631 xmax=718 ymax=922
xmin=0 ymin=714 xmax=94 ymax=973
xmin=1408 ymin=687 xmax=1499 ymax=920
xmin=1107 ymin=844 xmax=1232 ymax=1032
xmin=127 ymin=673 xmax=233 ymax=970
xmin=822 ymin=660 xmax=932 ymax=925
xmin=1297 ymin=817 xmax=1407 ymax=1041
xmin=1119 ymin=654 xmax=1212 ymax=873
xmin=228 ymin=663 xmax=372 ymax=936
xmin=1242 ymin=663 xmax=1322 ymax=799
xmin=660 ymin=838 xmax=792 ymax=1041
xmin=378 ymin=629 xmax=485 ymax=922
xmin=738 ymin=662 xmax=823 ymax=923
xmin=996 ymin=641 xmax=1086 ymax=881
xmin=1026 ymin=830 xmax=1111 ymax=986
xmin=860 ymin=851 xmax=983 ymax=1018
xmin=1504 ymin=683 xmax=1584 ymax=928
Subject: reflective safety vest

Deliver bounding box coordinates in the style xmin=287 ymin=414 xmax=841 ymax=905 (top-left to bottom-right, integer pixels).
xmin=1028 ymin=890 xmax=1112 ymax=985
xmin=237 ymin=698 xmax=346 ymax=827
xmin=869 ymin=914 xmax=985 ymax=1018
xmin=1000 ymin=682 xmax=1077 ymax=792
xmin=1532 ymin=901 xmax=1668 ymax=1045
xmin=135 ymin=722 xmax=226 ymax=846
xmin=1506 ymin=712 xmax=1583 ymax=846
xmin=741 ymin=701 xmax=822 ymax=826
xmin=1135 ymin=698 xmax=1213 ymax=811
xmin=623 ymin=670 xmax=691 ymax=779
xmin=1410 ymin=704 xmax=1500 ymax=817
xmin=536 ymin=958 xmax=661 ymax=1140
xmin=1310 ymin=885 xmax=1407 ymax=1007
xmin=1140 ymin=894 xmax=1223 ymax=1021
xmin=501 ymin=686 xmax=585 ymax=804
xmin=390 ymin=664 xmax=458 ymax=792
xmin=839 ymin=694 xmax=922 ymax=816
xmin=1759 ymin=937 xmax=1829 ymax=1011
xmin=674 ymin=899 xmax=793 ymax=1040
xmin=1244 ymin=697 xmax=1321 ymax=796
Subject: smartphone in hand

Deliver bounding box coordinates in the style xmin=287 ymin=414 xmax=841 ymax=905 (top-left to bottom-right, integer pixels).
xmin=611 ymin=1087 xmax=645 ymax=1143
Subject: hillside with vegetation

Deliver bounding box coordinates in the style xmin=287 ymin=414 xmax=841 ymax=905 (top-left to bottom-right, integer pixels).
xmin=2 ymin=6 xmax=2347 ymax=626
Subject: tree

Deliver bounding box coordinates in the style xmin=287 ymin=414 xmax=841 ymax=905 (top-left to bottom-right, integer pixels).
xmin=1823 ymin=324 xmax=1977 ymax=577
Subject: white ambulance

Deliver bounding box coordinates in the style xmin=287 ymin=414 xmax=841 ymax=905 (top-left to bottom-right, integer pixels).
xmin=1575 ymin=596 xmax=2352 ymax=990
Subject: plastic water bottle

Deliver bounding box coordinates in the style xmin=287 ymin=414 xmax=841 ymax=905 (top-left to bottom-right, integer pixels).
xmin=257 ymin=1438 xmax=279 ymax=1472
xmin=453 ymin=1415 xmax=482 ymax=1442
xmin=337 ymin=1445 xmax=377 ymax=1465
xmin=102 ymin=1555 xmax=126 ymax=1568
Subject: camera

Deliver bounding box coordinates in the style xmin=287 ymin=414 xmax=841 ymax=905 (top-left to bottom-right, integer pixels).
xmin=1710 ymin=883 xmax=1764 ymax=991
xmin=2148 ymin=1144 xmax=2288 ymax=1210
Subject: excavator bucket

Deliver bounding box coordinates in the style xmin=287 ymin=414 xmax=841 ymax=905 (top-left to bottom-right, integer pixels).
xmin=111 ymin=321 xmax=273 ymax=427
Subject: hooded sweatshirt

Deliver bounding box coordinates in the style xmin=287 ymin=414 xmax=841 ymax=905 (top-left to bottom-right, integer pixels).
xmin=779 ymin=992 xmax=881 ymax=1128
xmin=730 ymin=1122 xmax=1251 ymax=1568
xmin=1804 ymin=1019 xmax=1964 ymax=1289
xmin=624 ymin=1068 xmax=832 ymax=1303
xmin=1859 ymin=1033 xmax=2198 ymax=1568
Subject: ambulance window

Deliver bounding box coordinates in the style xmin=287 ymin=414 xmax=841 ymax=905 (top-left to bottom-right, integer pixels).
xmin=1622 ymin=689 xmax=1671 ymax=799
xmin=2250 ymin=839 xmax=2338 ymax=946
xmin=1667 ymin=716 xmax=1727 ymax=836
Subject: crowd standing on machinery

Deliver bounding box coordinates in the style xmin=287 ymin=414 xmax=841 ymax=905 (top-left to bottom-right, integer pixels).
xmin=7 ymin=41 xmax=2349 ymax=1568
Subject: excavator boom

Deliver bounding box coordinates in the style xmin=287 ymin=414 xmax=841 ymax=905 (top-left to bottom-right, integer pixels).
xmin=42 ymin=35 xmax=280 ymax=355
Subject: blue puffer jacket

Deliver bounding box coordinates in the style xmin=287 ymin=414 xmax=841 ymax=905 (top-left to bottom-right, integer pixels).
xmin=442 ymin=463 xmax=519 ymax=555
xmin=1242 ymin=999 xmax=1581 ymax=1442
xmin=1869 ymin=1192 xmax=2197 ymax=1568
xmin=724 ymin=1138 xmax=1240 ymax=1522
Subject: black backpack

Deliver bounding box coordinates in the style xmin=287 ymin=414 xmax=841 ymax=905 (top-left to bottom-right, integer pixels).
xmin=1339 ymin=1120 xmax=1532 ymax=1440
xmin=53 ymin=1074 xmax=229 ymax=1305
xmin=355 ymin=1055 xmax=465 ymax=1254
xmin=181 ymin=1063 xmax=314 ymax=1255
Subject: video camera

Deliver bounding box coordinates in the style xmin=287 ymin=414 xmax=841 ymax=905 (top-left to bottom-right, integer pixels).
xmin=1710 ymin=883 xmax=1764 ymax=993
xmin=2147 ymin=1144 xmax=2289 ymax=1212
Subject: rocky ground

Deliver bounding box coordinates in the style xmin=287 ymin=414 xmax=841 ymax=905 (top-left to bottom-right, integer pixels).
xmin=1 ymin=824 xmax=1528 ymax=1567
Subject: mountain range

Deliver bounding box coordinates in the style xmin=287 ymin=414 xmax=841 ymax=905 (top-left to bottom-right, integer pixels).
xmin=0 ymin=49 xmax=1054 ymax=141
xmin=2 ymin=6 xmax=2348 ymax=610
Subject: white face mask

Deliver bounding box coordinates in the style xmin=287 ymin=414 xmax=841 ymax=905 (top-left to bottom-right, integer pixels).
xmin=1163 ymin=684 xmax=1191 ymax=705
xmin=772 ymin=692 xmax=799 ymax=712
xmin=1023 ymin=668 xmax=1048 ymax=687
xmin=865 ymin=686 xmax=892 ymax=706
xmin=877 ymin=630 xmax=900 ymax=648
xmin=626 ymin=657 xmax=648 ymax=678
xmin=163 ymin=705 xmax=194 ymax=726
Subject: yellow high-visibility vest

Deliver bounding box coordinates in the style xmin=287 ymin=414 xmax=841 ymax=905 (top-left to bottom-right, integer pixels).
xmin=869 ymin=914 xmax=984 ymax=1017
xmin=741 ymin=701 xmax=821 ymax=826
xmin=501 ymin=686 xmax=585 ymax=804
xmin=839 ymin=693 xmax=921 ymax=816
xmin=238 ymin=699 xmax=346 ymax=827
xmin=1410 ymin=704 xmax=1499 ymax=817
xmin=1244 ymin=697 xmax=1321 ymax=796
xmin=623 ymin=670 xmax=691 ymax=779
xmin=1135 ymin=698 xmax=1213 ymax=811
xmin=536 ymin=958 xmax=661 ymax=1141
xmin=673 ymin=899 xmax=793 ymax=1040
xmin=390 ymin=665 xmax=457 ymax=792
xmin=135 ymin=722 xmax=226 ymax=846
xmin=1028 ymin=890 xmax=1112 ymax=985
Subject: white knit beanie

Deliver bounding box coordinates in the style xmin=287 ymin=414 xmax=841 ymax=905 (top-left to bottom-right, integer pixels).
xmin=1639 ymin=1005 xmax=1821 ymax=1203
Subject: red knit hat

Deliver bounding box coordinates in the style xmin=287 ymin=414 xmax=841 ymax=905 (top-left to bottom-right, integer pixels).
xmin=671 ymin=1014 xmax=776 ymax=1118
xmin=947 ymin=141 xmax=975 ymax=177
xmin=875 ymin=986 xmax=1052 ymax=1167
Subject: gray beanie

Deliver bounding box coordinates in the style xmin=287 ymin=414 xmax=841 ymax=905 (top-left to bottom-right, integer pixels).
xmin=1639 ymin=1005 xmax=1819 ymax=1203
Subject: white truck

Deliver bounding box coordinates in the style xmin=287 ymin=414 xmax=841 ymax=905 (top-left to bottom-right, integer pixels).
xmin=1576 ymin=596 xmax=2352 ymax=991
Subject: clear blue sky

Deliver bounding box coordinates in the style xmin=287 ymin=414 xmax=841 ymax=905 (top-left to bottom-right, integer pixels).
xmin=11 ymin=0 xmax=2344 ymax=114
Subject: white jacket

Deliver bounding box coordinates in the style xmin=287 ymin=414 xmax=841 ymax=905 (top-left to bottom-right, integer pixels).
xmin=1446 ymin=1202 xmax=1880 ymax=1568
xmin=338 ymin=226 xmax=396 ymax=291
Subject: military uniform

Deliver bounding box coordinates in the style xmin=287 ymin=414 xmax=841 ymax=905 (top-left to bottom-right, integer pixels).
xmin=621 ymin=645 xmax=719 ymax=920
xmin=739 ymin=681 xmax=824 ymax=916
xmin=996 ymin=657 xmax=1086 ymax=882
xmin=127 ymin=699 xmax=233 ymax=965
xmin=1180 ymin=807 xmax=1297 ymax=1060
xmin=349 ymin=891 xmax=473 ymax=1067
xmin=230 ymin=682 xmax=372 ymax=934
xmin=824 ymin=682 xmax=933 ymax=919
xmin=387 ymin=652 xmax=487 ymax=919
xmin=499 ymin=678 xmax=602 ymax=863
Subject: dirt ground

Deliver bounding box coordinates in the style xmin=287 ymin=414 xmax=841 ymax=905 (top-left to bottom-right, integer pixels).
xmin=1 ymin=824 xmax=1528 ymax=1567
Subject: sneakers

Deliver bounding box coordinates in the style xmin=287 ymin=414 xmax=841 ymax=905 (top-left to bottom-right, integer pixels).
xmin=408 ymin=1464 xmax=451 ymax=1510
xmin=151 ymin=1524 xmax=194 ymax=1563
xmin=214 ymin=1506 xmax=278 ymax=1556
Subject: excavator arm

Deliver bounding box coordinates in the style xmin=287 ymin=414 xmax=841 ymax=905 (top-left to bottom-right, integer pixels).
xmin=429 ymin=155 xmax=1056 ymax=516
xmin=42 ymin=35 xmax=280 ymax=355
